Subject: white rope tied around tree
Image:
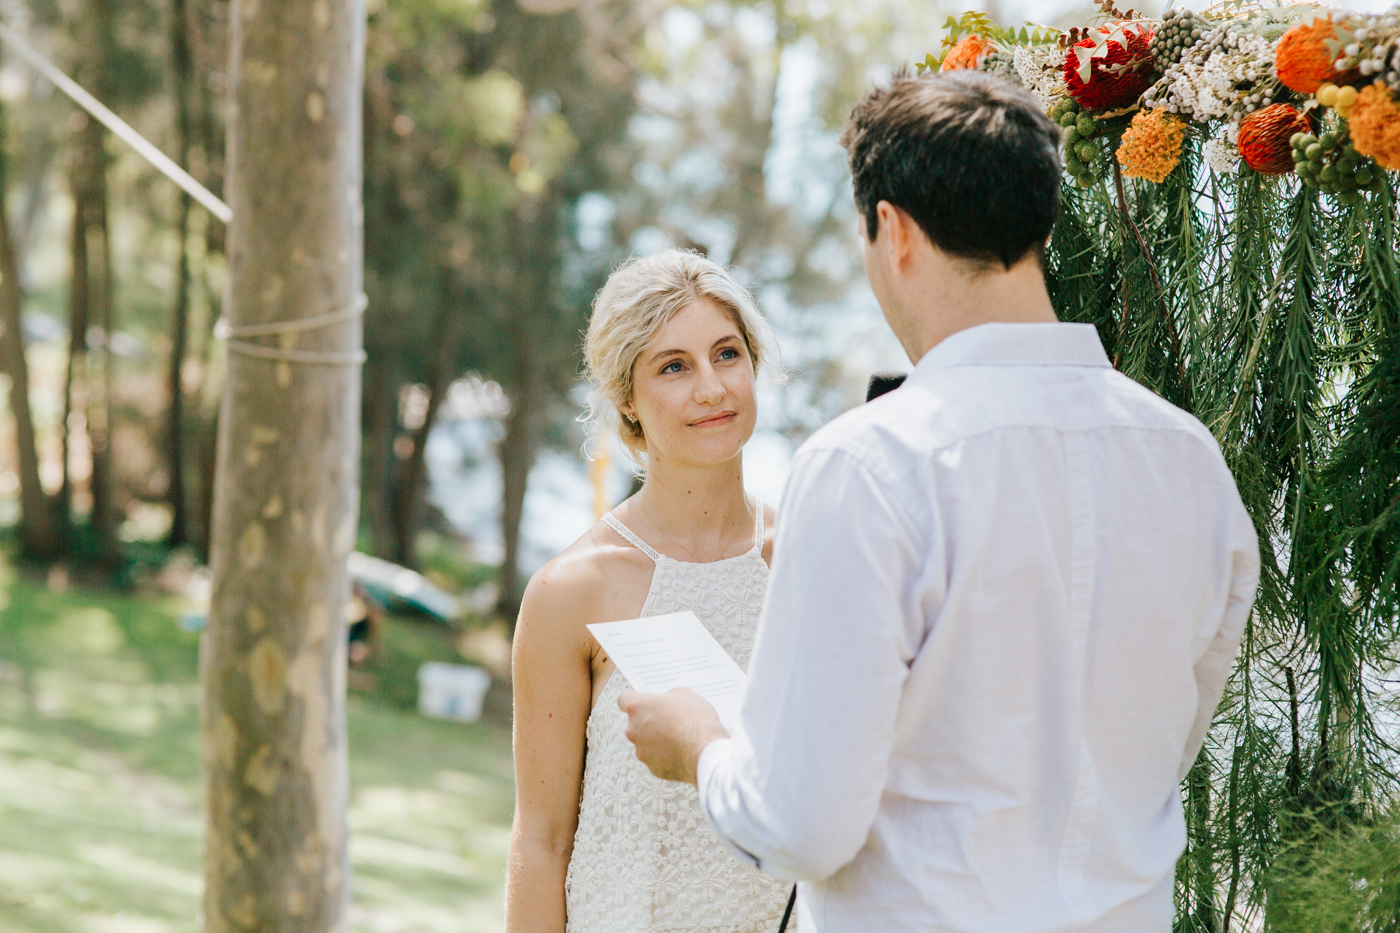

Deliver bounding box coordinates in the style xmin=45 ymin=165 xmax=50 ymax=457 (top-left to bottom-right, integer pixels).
xmin=214 ymin=293 xmax=368 ymax=366
xmin=0 ymin=21 xmax=232 ymax=224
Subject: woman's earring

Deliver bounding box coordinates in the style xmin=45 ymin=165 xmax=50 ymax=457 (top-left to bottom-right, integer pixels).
xmin=625 ymin=413 xmax=637 ymax=424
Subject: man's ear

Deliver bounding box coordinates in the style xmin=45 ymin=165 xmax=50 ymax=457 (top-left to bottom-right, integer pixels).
xmin=876 ymin=200 xmax=911 ymax=267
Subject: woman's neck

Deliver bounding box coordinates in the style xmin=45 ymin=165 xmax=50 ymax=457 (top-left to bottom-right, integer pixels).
xmin=628 ymin=454 xmax=751 ymax=561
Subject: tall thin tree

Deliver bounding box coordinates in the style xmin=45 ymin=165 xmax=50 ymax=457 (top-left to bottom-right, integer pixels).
xmin=0 ymin=99 xmax=57 ymax=561
xmin=201 ymin=0 xmax=365 ymax=930
xmin=166 ymin=0 xmax=195 ymax=547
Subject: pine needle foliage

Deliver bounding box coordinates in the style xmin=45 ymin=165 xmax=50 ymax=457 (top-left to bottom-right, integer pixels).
xmin=1046 ymin=131 xmax=1400 ymax=929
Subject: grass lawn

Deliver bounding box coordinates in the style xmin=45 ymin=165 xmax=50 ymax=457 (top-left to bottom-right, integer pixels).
xmin=0 ymin=559 xmax=515 ymax=933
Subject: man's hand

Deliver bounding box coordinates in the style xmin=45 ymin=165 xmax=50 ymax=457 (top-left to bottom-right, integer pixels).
xmin=618 ymin=688 xmax=729 ymax=785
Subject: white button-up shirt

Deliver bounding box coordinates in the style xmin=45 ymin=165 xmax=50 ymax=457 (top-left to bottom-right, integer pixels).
xmin=698 ymin=323 xmax=1259 ymax=933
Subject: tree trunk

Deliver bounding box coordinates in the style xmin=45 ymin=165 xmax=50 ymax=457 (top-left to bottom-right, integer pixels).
xmin=84 ymin=116 xmax=117 ymax=566
xmin=359 ymin=352 xmax=398 ymax=559
xmin=60 ymin=157 xmax=90 ymax=537
xmin=0 ymin=102 xmax=57 ymax=561
xmin=389 ymin=300 xmax=457 ymax=567
xmin=76 ymin=0 xmax=118 ymax=566
xmin=201 ymin=0 xmax=364 ymax=930
xmin=496 ymin=331 xmax=541 ymax=622
xmin=166 ymin=0 xmax=195 ymax=548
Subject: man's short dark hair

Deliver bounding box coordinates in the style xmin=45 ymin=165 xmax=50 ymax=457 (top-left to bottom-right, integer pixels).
xmin=841 ymin=70 xmax=1062 ymax=271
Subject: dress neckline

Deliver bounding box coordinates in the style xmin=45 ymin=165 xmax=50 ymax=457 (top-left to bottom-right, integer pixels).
xmin=601 ymin=499 xmax=765 ymax=566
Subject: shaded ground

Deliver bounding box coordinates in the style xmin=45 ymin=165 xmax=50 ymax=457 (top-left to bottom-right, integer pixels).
xmin=0 ymin=561 xmax=514 ymax=933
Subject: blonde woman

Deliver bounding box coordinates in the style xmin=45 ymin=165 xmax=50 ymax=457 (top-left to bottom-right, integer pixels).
xmin=506 ymin=250 xmax=791 ymax=932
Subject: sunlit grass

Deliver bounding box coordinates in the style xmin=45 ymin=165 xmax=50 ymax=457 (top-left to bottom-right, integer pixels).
xmin=0 ymin=561 xmax=513 ymax=933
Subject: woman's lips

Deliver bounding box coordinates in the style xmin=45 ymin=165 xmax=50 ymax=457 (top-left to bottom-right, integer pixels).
xmin=690 ymin=411 xmax=737 ymax=428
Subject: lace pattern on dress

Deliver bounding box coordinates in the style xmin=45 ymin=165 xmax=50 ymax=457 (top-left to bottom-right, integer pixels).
xmin=565 ymin=504 xmax=789 ymax=932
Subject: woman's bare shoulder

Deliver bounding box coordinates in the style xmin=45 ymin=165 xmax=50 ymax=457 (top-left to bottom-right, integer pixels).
xmin=518 ymin=521 xmax=654 ymax=640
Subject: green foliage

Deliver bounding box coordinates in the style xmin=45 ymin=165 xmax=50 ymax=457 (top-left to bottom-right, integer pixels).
xmin=921 ymin=12 xmax=1058 ymax=71
xmin=1046 ymin=133 xmax=1400 ymax=928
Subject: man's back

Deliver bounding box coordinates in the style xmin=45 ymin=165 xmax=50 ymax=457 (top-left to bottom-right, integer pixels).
xmin=698 ymin=322 xmax=1259 ymax=932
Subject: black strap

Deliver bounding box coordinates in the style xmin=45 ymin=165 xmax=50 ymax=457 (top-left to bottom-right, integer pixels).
xmin=778 ymin=885 xmax=797 ymax=932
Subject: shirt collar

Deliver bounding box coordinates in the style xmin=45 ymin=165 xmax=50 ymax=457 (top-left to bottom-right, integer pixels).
xmin=909 ymin=322 xmax=1111 ymax=380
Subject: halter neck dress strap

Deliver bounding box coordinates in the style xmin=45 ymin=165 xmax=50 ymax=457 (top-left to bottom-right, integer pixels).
xmin=752 ymin=499 xmax=765 ymax=552
xmin=601 ymin=512 xmax=663 ymax=562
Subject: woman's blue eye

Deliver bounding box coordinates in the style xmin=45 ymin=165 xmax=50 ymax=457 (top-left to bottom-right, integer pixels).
xmin=718 ymin=348 xmax=739 ymax=361
xmin=661 ymin=361 xmax=683 ymax=374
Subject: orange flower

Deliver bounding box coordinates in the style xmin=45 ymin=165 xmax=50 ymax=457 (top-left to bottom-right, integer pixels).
xmin=942 ymin=35 xmax=993 ymax=72
xmin=1238 ymin=104 xmax=1315 ymax=175
xmin=1349 ymin=83 xmax=1400 ymax=170
xmin=1116 ymin=109 xmax=1185 ymax=183
xmin=1276 ymin=17 xmax=1358 ymax=94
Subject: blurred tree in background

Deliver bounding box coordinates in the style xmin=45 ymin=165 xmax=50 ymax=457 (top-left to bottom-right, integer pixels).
xmin=0 ymin=0 xmax=935 ymax=610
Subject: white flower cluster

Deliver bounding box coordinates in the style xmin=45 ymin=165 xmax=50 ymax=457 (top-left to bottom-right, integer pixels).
xmin=1203 ymin=138 xmax=1241 ymax=174
xmin=1144 ymin=27 xmax=1278 ymax=123
xmin=1015 ymin=44 xmax=1068 ymax=111
xmin=1199 ymin=32 xmax=1278 ymax=120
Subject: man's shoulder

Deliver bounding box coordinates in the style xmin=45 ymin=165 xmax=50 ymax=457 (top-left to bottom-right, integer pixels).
xmin=799 ymin=366 xmax=1222 ymax=468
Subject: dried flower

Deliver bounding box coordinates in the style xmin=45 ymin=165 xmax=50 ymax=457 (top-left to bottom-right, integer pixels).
xmin=1116 ymin=109 xmax=1186 ymax=182
xmin=1064 ymin=23 xmax=1158 ymax=111
xmin=1016 ymin=44 xmax=1069 ymax=111
xmin=1276 ymin=17 xmax=1356 ymax=94
xmin=1203 ymin=138 xmax=1242 ymax=175
xmin=1348 ymin=83 xmax=1400 ymax=169
xmin=1237 ymin=104 xmax=1314 ymax=174
xmin=942 ymin=35 xmax=994 ymax=72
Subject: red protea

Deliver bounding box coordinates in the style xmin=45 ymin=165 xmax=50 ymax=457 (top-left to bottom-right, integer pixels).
xmin=1238 ymin=104 xmax=1314 ymax=175
xmin=1064 ymin=23 xmax=1157 ymax=111
xmin=942 ymin=34 xmax=994 ymax=72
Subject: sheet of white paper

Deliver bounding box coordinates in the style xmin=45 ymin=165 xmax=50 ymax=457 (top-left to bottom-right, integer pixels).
xmin=588 ymin=611 xmax=748 ymax=735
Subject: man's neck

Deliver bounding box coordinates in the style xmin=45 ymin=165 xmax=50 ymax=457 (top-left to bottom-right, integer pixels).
xmin=899 ymin=254 xmax=1058 ymax=363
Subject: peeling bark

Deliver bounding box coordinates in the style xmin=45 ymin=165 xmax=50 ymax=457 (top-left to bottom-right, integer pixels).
xmin=201 ymin=0 xmax=364 ymax=930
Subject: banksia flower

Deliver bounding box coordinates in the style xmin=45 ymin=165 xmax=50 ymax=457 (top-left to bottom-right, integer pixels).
xmin=1276 ymin=17 xmax=1358 ymax=94
xmin=942 ymin=35 xmax=994 ymax=72
xmin=1238 ymin=104 xmax=1314 ymax=174
xmin=1349 ymin=83 xmax=1400 ymax=170
xmin=1064 ymin=24 xmax=1157 ymax=111
xmin=1116 ymin=109 xmax=1186 ymax=183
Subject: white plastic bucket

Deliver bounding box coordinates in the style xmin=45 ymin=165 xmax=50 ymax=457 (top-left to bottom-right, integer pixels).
xmin=417 ymin=662 xmax=491 ymax=723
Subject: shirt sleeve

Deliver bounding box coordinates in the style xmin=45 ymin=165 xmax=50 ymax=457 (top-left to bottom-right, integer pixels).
xmin=1177 ymin=485 xmax=1260 ymax=783
xmin=697 ymin=443 xmax=933 ymax=882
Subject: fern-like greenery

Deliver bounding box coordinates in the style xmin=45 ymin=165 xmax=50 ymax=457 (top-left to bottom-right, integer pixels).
xmin=1046 ymin=136 xmax=1400 ymax=930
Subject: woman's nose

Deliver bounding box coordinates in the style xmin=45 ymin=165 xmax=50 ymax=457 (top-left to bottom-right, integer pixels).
xmin=694 ymin=364 xmax=725 ymax=404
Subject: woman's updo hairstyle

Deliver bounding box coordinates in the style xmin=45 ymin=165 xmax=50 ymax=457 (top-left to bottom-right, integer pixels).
xmin=583 ymin=249 xmax=778 ymax=463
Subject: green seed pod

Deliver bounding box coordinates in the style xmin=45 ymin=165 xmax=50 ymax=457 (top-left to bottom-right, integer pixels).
xmin=1291 ymin=132 xmax=1308 ymax=149
xmin=1065 ymin=127 xmax=1082 ymax=145
xmin=1321 ymin=132 xmax=1340 ymax=150
xmin=1076 ymin=113 xmax=1097 ymax=137
xmin=1356 ymin=165 xmax=1375 ymax=186
xmin=1059 ymin=111 xmax=1078 ymax=128
xmin=1306 ymin=143 xmax=1323 ymax=161
xmin=1075 ymin=141 xmax=1098 ymax=163
xmin=1339 ymin=190 xmax=1362 ymax=205
xmin=1319 ymin=164 xmax=1337 ymax=182
xmin=1076 ymin=174 xmax=1095 ymax=188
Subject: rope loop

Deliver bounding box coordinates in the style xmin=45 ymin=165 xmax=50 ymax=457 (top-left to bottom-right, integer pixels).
xmin=215 ymin=292 xmax=368 ymax=366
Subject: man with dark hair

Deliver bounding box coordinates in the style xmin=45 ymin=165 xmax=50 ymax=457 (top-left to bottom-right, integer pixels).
xmin=621 ymin=71 xmax=1259 ymax=932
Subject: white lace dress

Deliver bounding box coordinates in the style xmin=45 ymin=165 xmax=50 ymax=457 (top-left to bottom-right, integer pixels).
xmin=565 ymin=503 xmax=791 ymax=932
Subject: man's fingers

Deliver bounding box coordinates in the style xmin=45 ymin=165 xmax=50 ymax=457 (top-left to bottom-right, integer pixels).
xmin=617 ymin=688 xmax=639 ymax=714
